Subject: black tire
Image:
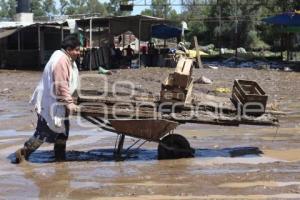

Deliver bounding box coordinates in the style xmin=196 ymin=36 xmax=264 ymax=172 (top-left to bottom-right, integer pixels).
xmin=158 ymin=134 xmax=194 ymax=160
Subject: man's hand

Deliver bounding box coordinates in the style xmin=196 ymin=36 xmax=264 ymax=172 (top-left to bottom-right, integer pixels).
xmin=66 ymin=103 xmax=79 ymax=114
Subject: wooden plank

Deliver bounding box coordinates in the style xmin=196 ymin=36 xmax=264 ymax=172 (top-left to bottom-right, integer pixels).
xmin=194 ymin=36 xmax=203 ymax=68
xmin=175 ymin=57 xmax=193 ymax=76
xmin=74 ymin=90 xmax=277 ymax=127
xmin=78 ymin=106 xmax=159 ymax=119
xmin=77 ymin=96 xmax=159 ymax=106
xmin=191 ymin=93 xmax=236 ymax=112
xmin=76 ymin=102 xmax=277 ymax=127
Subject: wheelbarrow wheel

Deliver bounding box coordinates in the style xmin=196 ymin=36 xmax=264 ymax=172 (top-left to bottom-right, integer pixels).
xmin=158 ymin=134 xmax=194 ymax=160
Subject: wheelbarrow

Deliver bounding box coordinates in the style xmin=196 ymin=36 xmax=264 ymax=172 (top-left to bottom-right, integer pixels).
xmin=75 ymin=57 xmax=278 ymax=160
xmin=82 ymin=115 xmax=195 ymax=160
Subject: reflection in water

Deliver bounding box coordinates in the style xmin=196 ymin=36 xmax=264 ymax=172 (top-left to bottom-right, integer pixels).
xmin=20 ymin=163 xmax=71 ymax=199
xmin=23 ymin=146 xmax=263 ymax=164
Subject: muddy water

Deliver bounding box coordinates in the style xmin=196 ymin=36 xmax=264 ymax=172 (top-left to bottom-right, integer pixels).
xmin=0 ymin=68 xmax=300 ymax=199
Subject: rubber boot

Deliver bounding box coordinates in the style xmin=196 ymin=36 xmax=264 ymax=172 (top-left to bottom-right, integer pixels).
xmin=14 ymin=147 xmax=29 ymax=164
xmin=54 ymin=140 xmax=66 ymax=161
xmin=14 ymin=137 xmax=43 ymax=164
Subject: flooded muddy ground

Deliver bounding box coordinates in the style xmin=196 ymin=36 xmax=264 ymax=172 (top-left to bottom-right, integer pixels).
xmin=0 ymin=67 xmax=300 ymax=199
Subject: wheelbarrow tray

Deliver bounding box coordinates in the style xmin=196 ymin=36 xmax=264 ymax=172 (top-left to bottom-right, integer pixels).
xmin=109 ymin=119 xmax=179 ymax=142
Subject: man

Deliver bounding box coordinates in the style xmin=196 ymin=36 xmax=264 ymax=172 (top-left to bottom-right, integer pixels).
xmin=122 ymin=45 xmax=134 ymax=67
xmin=14 ymin=34 xmax=80 ymax=164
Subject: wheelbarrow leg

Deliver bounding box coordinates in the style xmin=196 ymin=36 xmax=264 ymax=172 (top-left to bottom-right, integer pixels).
xmin=114 ymin=134 xmax=125 ymax=161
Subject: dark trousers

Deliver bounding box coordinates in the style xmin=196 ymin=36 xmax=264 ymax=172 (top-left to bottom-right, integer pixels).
xmin=24 ymin=114 xmax=69 ymax=156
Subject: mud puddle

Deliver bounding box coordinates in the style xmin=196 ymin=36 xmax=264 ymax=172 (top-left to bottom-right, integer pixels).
xmin=263 ymin=149 xmax=300 ymax=162
xmin=0 ymin=68 xmax=300 ymax=199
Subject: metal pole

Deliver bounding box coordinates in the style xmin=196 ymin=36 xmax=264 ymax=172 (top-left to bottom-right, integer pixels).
xmin=163 ymin=4 xmax=167 ymax=47
xmin=234 ymin=0 xmax=238 ymax=59
xmin=89 ymin=18 xmax=93 ymax=71
xmin=17 ymin=31 xmax=21 ymax=51
xmin=139 ymin=18 xmax=141 ymax=68
xmin=98 ymin=26 xmax=101 ymax=47
xmin=287 ymin=33 xmax=291 ymax=61
xmin=218 ymin=2 xmax=222 ymax=55
xmin=61 ymin=24 xmax=64 ymax=41
xmin=38 ymin=25 xmax=41 ymax=51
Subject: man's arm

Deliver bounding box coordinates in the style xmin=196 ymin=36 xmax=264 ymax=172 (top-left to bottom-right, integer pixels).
xmin=53 ymin=58 xmax=78 ymax=113
xmin=53 ymin=58 xmax=73 ymax=104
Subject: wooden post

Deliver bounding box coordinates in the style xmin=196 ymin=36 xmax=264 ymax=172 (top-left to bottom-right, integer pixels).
xmin=37 ymin=24 xmax=41 ymax=68
xmin=98 ymin=26 xmax=101 ymax=47
xmin=163 ymin=4 xmax=167 ymax=48
xmin=194 ymin=36 xmax=202 ymax=69
xmin=89 ymin=18 xmax=93 ymax=71
xmin=122 ymin=33 xmax=125 ymax=48
xmin=218 ymin=1 xmax=222 ymax=56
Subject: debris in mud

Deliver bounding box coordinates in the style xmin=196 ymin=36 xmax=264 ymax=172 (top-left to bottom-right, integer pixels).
xmin=270 ymin=101 xmax=280 ymax=111
xmin=203 ymin=59 xmax=295 ymax=71
xmin=205 ymin=65 xmax=219 ymax=70
xmin=214 ymin=87 xmax=231 ymax=93
xmin=0 ymin=88 xmax=11 ymax=94
xmin=284 ymin=67 xmax=292 ymax=72
xmin=194 ymin=76 xmax=213 ymax=84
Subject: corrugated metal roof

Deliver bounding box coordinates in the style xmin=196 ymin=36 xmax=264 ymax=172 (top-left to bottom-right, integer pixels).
xmin=0 ymin=28 xmax=18 ymax=39
xmin=0 ymin=20 xmax=68 ymax=29
xmin=0 ymin=21 xmax=33 ymax=29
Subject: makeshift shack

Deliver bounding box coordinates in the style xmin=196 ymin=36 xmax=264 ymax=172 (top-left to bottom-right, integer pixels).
xmin=75 ymin=15 xmax=167 ymax=70
xmin=262 ymin=11 xmax=300 ymax=62
xmin=0 ymin=21 xmax=69 ymax=69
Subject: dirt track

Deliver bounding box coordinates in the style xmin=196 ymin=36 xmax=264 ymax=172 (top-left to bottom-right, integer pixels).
xmin=0 ymin=67 xmax=300 ymax=199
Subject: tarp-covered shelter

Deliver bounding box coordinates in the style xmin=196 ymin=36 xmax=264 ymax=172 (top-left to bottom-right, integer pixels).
xmin=109 ymin=15 xmax=166 ymax=41
xmin=0 ymin=21 xmax=69 ymax=68
xmin=75 ymin=15 xmax=166 ymax=69
xmin=75 ymin=15 xmax=166 ymax=42
xmin=286 ymin=26 xmax=300 ymax=33
xmin=262 ymin=12 xmax=300 ymax=61
xmin=262 ymin=12 xmax=300 ymax=26
xmin=0 ymin=15 xmax=168 ymax=69
xmin=151 ymin=24 xmax=182 ymax=39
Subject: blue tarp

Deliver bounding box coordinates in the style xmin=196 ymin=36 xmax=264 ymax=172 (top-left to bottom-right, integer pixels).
xmin=151 ymin=24 xmax=182 ymax=39
xmin=262 ymin=12 xmax=300 ymax=26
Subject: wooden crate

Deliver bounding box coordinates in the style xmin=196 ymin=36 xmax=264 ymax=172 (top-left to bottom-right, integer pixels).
xmin=160 ymin=57 xmax=194 ymax=104
xmin=173 ymin=73 xmax=192 ymax=88
xmin=232 ymin=79 xmax=268 ymax=115
xmin=175 ymin=57 xmax=193 ymax=76
xmin=160 ymin=90 xmax=187 ymax=102
xmin=161 ymin=73 xmax=193 ymax=103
